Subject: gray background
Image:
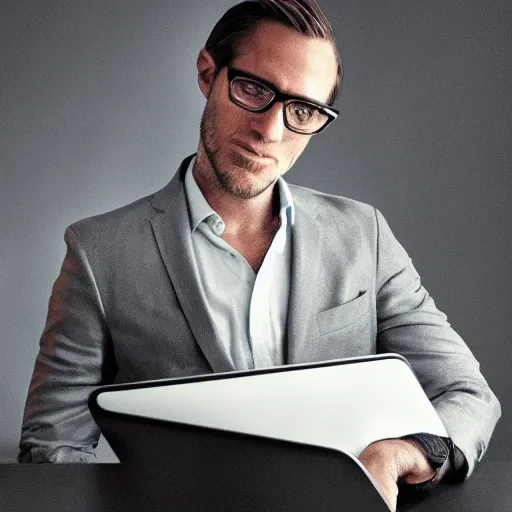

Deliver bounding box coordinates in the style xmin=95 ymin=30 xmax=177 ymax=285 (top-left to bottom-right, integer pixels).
xmin=1 ymin=0 xmax=510 ymax=463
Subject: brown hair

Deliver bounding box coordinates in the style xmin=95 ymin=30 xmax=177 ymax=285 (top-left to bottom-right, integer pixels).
xmin=204 ymin=0 xmax=342 ymax=105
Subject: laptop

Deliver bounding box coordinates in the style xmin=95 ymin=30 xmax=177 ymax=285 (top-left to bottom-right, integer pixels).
xmin=89 ymin=354 xmax=447 ymax=511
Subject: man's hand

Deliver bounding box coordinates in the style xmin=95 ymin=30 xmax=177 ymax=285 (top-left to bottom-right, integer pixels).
xmin=358 ymin=439 xmax=436 ymax=511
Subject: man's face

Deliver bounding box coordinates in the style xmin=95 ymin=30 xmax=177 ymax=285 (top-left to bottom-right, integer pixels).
xmin=197 ymin=21 xmax=338 ymax=200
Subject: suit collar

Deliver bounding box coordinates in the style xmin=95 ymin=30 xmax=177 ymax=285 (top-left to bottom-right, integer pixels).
xmin=150 ymin=154 xmax=195 ymax=213
xmin=284 ymin=192 xmax=324 ymax=364
xmin=149 ymin=154 xmax=235 ymax=373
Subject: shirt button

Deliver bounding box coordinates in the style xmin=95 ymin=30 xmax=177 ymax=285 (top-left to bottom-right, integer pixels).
xmin=207 ymin=216 xmax=225 ymax=236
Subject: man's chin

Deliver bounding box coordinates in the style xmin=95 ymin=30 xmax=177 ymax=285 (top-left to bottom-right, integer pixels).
xmin=214 ymin=168 xmax=275 ymax=200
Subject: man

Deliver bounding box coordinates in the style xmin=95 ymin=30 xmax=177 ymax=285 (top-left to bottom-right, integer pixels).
xmin=19 ymin=1 xmax=500 ymax=510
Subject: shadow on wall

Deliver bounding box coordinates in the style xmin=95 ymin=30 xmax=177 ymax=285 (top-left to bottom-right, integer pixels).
xmin=0 ymin=444 xmax=18 ymax=464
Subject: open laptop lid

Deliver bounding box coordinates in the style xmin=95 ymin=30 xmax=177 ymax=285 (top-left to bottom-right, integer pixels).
xmin=89 ymin=354 xmax=447 ymax=457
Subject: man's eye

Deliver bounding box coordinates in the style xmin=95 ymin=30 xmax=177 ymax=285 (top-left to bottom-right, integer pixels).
xmin=292 ymin=104 xmax=315 ymax=123
xmin=240 ymin=81 xmax=270 ymax=98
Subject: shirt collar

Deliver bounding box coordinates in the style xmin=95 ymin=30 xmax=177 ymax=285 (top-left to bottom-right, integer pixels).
xmin=183 ymin=156 xmax=296 ymax=237
xmin=274 ymin=178 xmax=295 ymax=254
xmin=184 ymin=156 xmax=218 ymax=232
xmin=276 ymin=175 xmax=295 ymax=227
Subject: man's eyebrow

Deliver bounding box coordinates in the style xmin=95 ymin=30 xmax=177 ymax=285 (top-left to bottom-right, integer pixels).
xmin=230 ymin=67 xmax=327 ymax=106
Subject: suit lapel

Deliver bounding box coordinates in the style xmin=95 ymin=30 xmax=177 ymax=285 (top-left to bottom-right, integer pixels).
xmin=149 ymin=155 xmax=235 ymax=373
xmin=285 ymin=193 xmax=323 ymax=364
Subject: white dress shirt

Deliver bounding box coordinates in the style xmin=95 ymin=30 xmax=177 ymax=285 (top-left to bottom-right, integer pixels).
xmin=184 ymin=157 xmax=295 ymax=370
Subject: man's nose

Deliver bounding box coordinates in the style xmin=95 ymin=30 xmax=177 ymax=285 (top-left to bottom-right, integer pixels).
xmin=249 ymin=102 xmax=285 ymax=142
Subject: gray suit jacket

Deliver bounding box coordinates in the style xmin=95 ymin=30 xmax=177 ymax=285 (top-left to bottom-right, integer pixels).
xmin=19 ymin=155 xmax=500 ymax=472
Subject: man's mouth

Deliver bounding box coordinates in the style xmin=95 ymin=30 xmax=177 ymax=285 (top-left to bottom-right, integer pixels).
xmin=234 ymin=141 xmax=276 ymax=161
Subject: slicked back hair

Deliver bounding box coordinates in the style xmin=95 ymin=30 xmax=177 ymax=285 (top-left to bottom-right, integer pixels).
xmin=204 ymin=0 xmax=342 ymax=106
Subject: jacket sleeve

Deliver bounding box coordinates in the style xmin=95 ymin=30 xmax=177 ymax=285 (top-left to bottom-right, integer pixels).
xmin=373 ymin=208 xmax=501 ymax=478
xmin=18 ymin=226 xmax=117 ymax=463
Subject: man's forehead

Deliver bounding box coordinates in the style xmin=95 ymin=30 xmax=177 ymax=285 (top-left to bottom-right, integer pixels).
xmin=231 ymin=21 xmax=337 ymax=102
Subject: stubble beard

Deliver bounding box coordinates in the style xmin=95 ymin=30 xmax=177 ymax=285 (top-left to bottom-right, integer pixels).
xmin=199 ymin=101 xmax=276 ymax=200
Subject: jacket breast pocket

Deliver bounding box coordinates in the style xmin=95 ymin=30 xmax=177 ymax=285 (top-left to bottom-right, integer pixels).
xmin=317 ymin=291 xmax=370 ymax=336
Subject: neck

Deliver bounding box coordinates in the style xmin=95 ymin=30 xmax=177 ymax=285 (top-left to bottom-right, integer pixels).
xmin=192 ymin=153 xmax=280 ymax=237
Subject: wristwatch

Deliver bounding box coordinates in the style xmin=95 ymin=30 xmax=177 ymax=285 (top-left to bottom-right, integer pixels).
xmin=401 ymin=433 xmax=451 ymax=482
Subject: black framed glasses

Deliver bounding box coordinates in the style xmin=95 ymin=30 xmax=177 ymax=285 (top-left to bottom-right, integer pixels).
xmin=227 ymin=67 xmax=339 ymax=135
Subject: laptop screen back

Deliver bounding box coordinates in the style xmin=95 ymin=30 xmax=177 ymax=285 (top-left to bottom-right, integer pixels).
xmin=92 ymin=354 xmax=447 ymax=457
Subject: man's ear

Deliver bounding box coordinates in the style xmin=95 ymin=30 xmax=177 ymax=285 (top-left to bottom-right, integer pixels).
xmin=197 ymin=48 xmax=217 ymax=99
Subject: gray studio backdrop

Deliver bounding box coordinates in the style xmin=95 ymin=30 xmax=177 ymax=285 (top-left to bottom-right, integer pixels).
xmin=1 ymin=0 xmax=510 ymax=463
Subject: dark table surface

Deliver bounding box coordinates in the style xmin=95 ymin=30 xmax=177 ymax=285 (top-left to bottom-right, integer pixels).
xmin=0 ymin=460 xmax=509 ymax=511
